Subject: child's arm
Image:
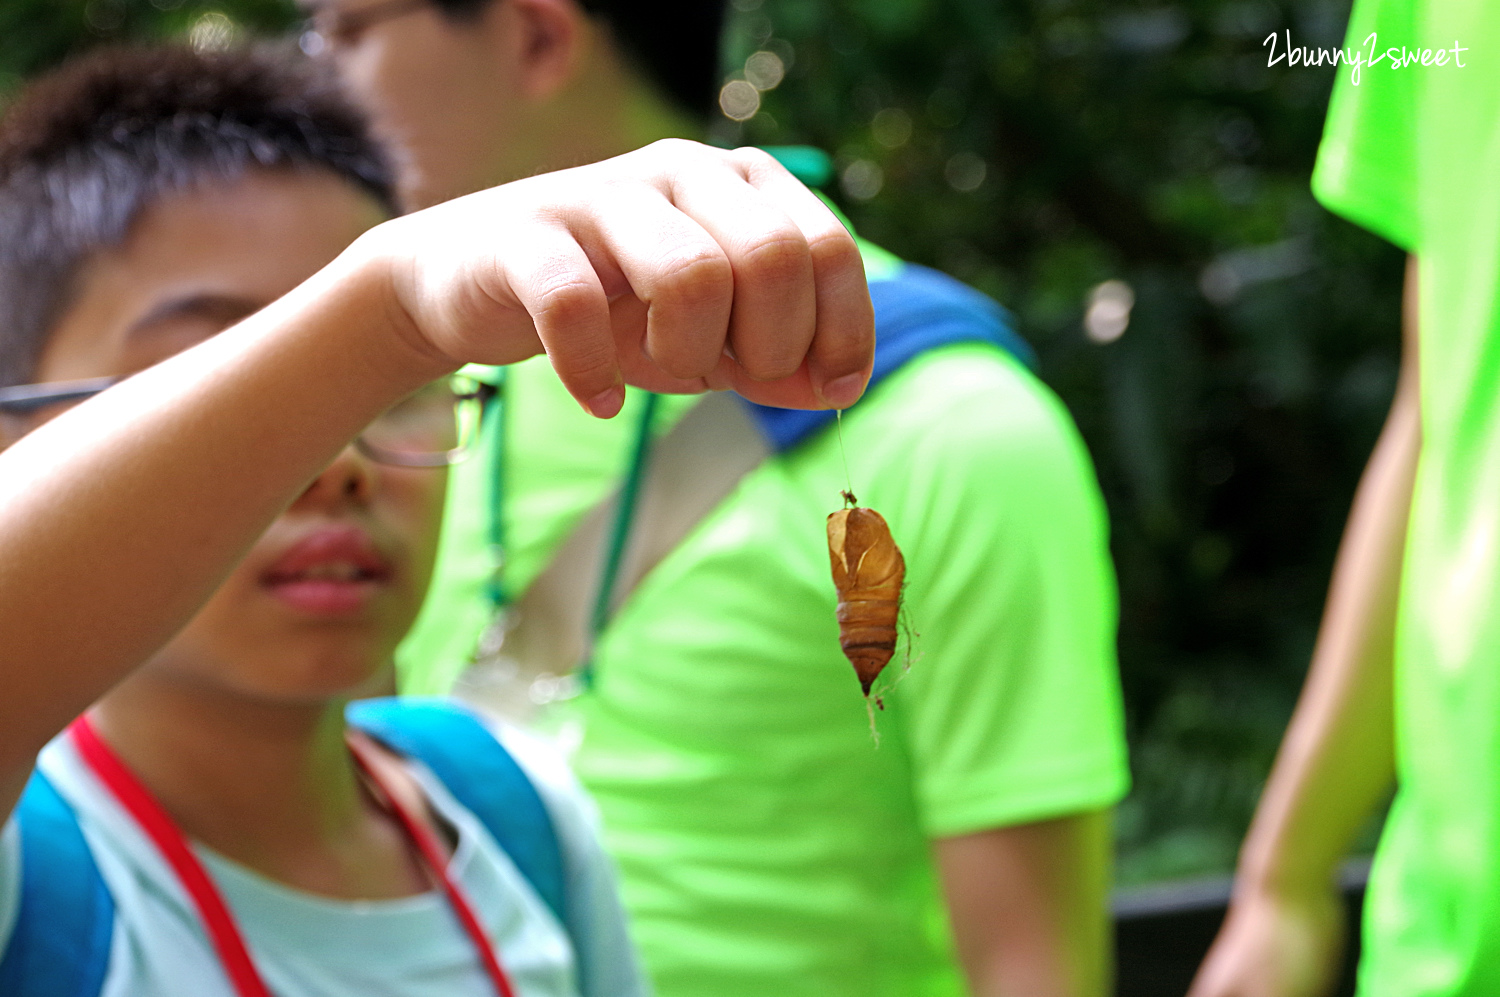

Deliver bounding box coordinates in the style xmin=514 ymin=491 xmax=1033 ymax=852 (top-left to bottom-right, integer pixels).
xmin=0 ymin=142 xmax=872 ymax=813
xmin=937 ymin=810 xmax=1113 ymax=997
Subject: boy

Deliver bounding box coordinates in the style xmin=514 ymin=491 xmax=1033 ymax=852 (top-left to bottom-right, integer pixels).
xmin=0 ymin=44 xmax=870 ymax=996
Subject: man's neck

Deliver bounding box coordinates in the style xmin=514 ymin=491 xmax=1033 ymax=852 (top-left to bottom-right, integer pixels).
xmin=91 ymin=671 xmax=428 ymax=899
xmin=495 ymin=34 xmax=702 ymax=186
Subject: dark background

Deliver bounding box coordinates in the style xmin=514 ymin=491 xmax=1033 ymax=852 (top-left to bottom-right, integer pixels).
xmin=0 ymin=0 xmax=1404 ymax=890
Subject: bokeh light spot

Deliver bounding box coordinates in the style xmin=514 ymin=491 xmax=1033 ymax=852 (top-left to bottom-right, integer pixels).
xmin=1085 ymin=279 xmax=1135 ymax=343
xmin=719 ymin=80 xmax=762 ymax=121
xmin=744 ymin=51 xmax=785 ymax=91
xmin=944 ymin=152 xmax=987 ymax=192
xmin=841 ymin=159 xmax=884 ymax=201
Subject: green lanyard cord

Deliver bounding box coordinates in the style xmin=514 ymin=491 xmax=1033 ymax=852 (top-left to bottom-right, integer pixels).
xmin=484 ymin=368 xmax=509 ymax=609
xmin=485 ymin=375 xmax=659 ymax=688
xmin=581 ymin=390 xmax=660 ymax=686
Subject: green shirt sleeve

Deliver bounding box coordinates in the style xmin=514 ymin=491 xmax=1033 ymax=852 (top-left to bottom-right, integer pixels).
xmin=1311 ymin=0 xmax=1420 ymax=250
xmin=870 ymin=346 xmax=1131 ymax=836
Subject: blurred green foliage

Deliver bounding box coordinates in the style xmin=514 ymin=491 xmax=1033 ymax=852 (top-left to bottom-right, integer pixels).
xmin=2 ymin=0 xmax=1404 ymax=885
xmin=0 ymin=0 xmax=294 ymax=91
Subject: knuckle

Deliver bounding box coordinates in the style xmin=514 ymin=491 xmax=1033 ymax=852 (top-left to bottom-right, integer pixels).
xmin=805 ymin=224 xmax=861 ymax=275
xmin=550 ymin=337 xmax=618 ymax=392
xmin=654 ymin=247 xmax=734 ymax=312
xmin=561 ymin=356 xmax=618 ymax=392
xmin=815 ymin=319 xmax=873 ymax=370
xmin=733 ymin=326 xmax=808 ymax=380
xmin=640 ymin=137 xmax=706 ymax=175
xmin=731 ymin=145 xmax=782 ymax=175
xmin=738 ymin=228 xmax=812 ymax=288
xmin=530 ymin=271 xmax=603 ymax=330
xmin=651 ymin=136 xmax=699 ymax=157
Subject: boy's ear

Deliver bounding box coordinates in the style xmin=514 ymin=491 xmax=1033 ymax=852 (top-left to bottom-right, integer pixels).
xmin=500 ymin=0 xmax=585 ymax=101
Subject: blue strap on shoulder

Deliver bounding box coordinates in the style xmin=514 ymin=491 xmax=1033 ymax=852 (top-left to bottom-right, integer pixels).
xmin=740 ymin=262 xmax=1037 ymax=453
xmin=0 ymin=771 xmax=115 ymax=997
xmin=345 ymin=698 xmax=568 ymax=927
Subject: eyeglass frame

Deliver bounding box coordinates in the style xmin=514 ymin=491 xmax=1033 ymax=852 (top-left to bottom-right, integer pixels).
xmin=0 ymin=373 xmax=497 ymax=468
xmin=296 ymin=0 xmax=431 ymax=55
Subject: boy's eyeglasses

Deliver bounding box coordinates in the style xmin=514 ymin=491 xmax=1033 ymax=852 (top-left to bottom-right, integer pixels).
xmin=0 ymin=373 xmax=496 ymax=468
xmin=297 ymin=0 xmax=429 ymax=55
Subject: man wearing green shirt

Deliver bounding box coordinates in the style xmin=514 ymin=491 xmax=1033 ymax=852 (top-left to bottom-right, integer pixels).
xmin=305 ymin=1 xmax=1129 ymax=993
xmin=1191 ymin=3 xmax=1500 ymax=996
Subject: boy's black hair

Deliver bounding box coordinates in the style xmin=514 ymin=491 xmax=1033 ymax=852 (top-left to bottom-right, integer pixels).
xmin=431 ymin=0 xmax=728 ymax=119
xmin=0 ymin=45 xmax=397 ymax=389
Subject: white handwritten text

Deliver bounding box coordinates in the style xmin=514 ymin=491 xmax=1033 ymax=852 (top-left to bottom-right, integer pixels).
xmin=1264 ymin=30 xmax=1467 ymax=86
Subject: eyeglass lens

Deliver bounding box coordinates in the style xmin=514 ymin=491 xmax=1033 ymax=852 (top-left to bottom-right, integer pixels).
xmin=357 ymin=379 xmax=484 ymax=465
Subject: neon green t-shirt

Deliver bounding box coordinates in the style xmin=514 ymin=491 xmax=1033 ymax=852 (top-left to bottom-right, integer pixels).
xmin=1313 ymin=2 xmax=1500 ymax=993
xmin=569 ymin=343 xmax=1126 ymax=997
xmin=400 ymin=344 xmax=1127 ymax=996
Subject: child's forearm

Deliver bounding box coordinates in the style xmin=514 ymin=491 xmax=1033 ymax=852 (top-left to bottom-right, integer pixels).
xmin=1238 ymin=386 xmax=1410 ymax=895
xmin=0 ymin=249 xmax=447 ymax=775
xmin=936 ymin=811 xmax=1113 ymax=997
xmin=1186 ymin=374 xmax=1411 ymax=997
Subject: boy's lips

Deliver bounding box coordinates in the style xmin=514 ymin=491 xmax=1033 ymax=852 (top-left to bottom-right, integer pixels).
xmin=260 ymin=526 xmax=394 ymax=615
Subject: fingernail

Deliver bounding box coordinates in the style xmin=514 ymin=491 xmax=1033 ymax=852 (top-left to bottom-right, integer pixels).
xmin=584 ymin=384 xmax=625 ymax=419
xmin=820 ymin=372 xmax=867 ymax=410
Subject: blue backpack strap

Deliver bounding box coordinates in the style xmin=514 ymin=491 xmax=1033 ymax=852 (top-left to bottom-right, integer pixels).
xmin=0 ymin=771 xmax=115 ymax=997
xmin=345 ymin=698 xmax=568 ymax=927
xmin=741 ymin=261 xmax=1037 ymax=452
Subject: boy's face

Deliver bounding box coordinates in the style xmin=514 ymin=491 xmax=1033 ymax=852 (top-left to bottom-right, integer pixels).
xmin=35 ymin=170 xmax=445 ymax=702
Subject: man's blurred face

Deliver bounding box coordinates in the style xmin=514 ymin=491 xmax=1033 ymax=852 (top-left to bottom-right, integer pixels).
xmin=304 ymin=0 xmax=527 ymax=208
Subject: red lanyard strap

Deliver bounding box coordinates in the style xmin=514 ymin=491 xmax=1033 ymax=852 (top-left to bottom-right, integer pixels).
xmin=70 ymin=716 xmax=275 ymax=997
xmin=68 ymin=716 xmax=518 ymax=997
xmin=346 ymin=731 xmax=518 ymax=997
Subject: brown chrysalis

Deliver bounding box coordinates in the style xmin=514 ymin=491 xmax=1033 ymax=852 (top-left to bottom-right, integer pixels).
xmin=827 ymin=491 xmax=905 ymax=700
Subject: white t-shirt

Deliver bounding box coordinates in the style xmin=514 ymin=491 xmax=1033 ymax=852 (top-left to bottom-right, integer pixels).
xmin=0 ymin=720 xmax=648 ymax=997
